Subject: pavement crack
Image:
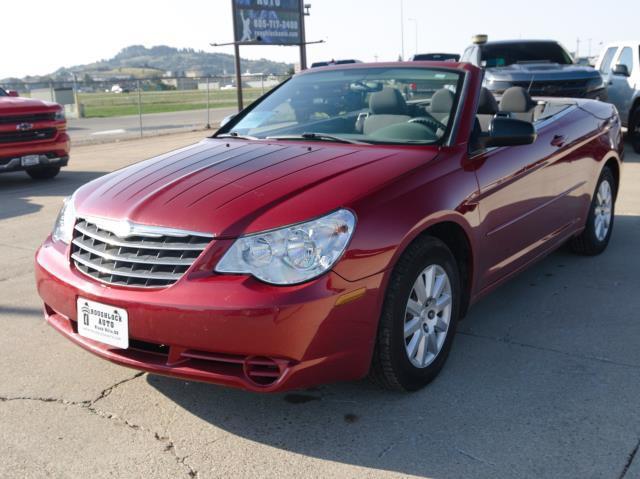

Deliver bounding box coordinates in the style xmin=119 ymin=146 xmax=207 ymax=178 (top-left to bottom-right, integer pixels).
xmin=1 ymin=373 xmax=197 ymax=477
xmin=154 ymin=433 xmax=199 ymax=478
xmin=0 ymin=395 xmax=89 ymax=407
xmin=618 ymin=438 xmax=640 ymax=478
xmin=456 ymin=448 xmax=497 ymax=467
xmin=457 ymin=330 xmax=640 ymax=370
xmin=90 ymin=371 xmax=145 ymax=406
xmin=378 ymin=443 xmax=396 ymax=458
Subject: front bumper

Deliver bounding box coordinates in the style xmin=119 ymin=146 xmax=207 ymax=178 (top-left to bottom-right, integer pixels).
xmin=35 ymin=238 xmax=385 ymax=392
xmin=0 ymin=131 xmax=70 ymax=173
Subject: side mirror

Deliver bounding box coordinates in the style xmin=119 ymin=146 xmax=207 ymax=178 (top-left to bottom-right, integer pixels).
xmin=612 ymin=64 xmax=630 ymax=77
xmin=7 ymin=90 xmax=19 ymax=97
xmin=220 ymin=114 xmax=237 ymax=128
xmin=479 ymin=116 xmax=537 ymax=148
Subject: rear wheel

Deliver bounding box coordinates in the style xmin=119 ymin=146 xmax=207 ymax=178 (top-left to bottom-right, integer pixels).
xmin=26 ymin=166 xmax=60 ymax=180
xmin=370 ymin=236 xmax=461 ymax=391
xmin=570 ymin=166 xmax=616 ymax=255
xmin=630 ymin=106 xmax=640 ymax=154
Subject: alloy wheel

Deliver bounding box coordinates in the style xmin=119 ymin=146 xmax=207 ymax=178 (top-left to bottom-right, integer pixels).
xmin=403 ymin=264 xmax=452 ymax=368
xmin=594 ymin=179 xmax=613 ymax=241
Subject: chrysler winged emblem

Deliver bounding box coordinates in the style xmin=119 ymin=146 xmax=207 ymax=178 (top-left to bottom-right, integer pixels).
xmin=112 ymin=220 xmax=133 ymax=238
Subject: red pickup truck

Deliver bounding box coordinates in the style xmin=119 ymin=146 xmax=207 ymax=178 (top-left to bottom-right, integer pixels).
xmin=0 ymin=87 xmax=70 ymax=179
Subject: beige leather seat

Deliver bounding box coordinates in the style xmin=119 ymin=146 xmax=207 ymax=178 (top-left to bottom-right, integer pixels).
xmin=363 ymin=88 xmax=411 ymax=135
xmin=477 ymin=87 xmax=499 ymax=131
xmin=499 ymin=87 xmax=536 ymax=123
xmin=428 ymin=88 xmax=455 ymax=124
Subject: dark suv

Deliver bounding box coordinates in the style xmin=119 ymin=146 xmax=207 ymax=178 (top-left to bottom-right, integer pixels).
xmin=462 ymin=37 xmax=606 ymax=100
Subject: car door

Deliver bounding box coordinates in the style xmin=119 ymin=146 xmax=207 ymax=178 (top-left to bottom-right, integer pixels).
xmin=471 ymin=116 xmax=585 ymax=290
xmin=608 ymin=47 xmax=636 ymax=124
xmin=599 ymin=46 xmax=619 ymax=104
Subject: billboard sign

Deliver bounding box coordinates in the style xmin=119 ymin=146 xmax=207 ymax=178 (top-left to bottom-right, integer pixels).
xmin=232 ymin=0 xmax=301 ymax=45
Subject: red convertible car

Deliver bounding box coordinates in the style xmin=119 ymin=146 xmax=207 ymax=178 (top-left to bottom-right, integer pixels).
xmin=36 ymin=62 xmax=623 ymax=392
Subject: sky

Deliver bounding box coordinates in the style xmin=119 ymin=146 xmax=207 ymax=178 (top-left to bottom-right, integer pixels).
xmin=1 ymin=0 xmax=638 ymax=78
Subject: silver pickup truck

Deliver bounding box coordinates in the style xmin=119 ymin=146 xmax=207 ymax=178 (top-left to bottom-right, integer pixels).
xmin=596 ymin=42 xmax=640 ymax=152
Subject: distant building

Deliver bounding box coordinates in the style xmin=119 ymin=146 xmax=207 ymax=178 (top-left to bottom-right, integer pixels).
xmin=198 ymin=81 xmax=221 ymax=91
xmin=161 ymin=77 xmax=198 ymax=90
xmin=185 ymin=69 xmax=205 ymax=78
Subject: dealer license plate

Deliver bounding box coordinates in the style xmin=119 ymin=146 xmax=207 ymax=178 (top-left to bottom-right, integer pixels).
xmin=77 ymin=298 xmax=129 ymax=348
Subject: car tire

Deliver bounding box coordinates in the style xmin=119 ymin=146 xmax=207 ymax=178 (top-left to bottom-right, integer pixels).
xmin=370 ymin=236 xmax=461 ymax=391
xmin=630 ymin=106 xmax=640 ymax=154
xmin=570 ymin=166 xmax=616 ymax=256
xmin=26 ymin=166 xmax=61 ymax=180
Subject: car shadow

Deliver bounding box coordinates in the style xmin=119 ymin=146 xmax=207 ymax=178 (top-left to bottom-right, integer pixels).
xmin=147 ymin=214 xmax=640 ymax=477
xmin=0 ymin=170 xmax=109 ymax=221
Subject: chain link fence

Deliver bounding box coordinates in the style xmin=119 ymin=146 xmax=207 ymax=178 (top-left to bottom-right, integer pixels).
xmin=1 ymin=74 xmax=290 ymax=142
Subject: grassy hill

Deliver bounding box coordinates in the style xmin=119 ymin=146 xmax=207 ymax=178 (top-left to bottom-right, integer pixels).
xmin=54 ymin=45 xmax=292 ymax=80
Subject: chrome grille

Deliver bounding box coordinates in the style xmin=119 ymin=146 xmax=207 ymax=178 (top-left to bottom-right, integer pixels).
xmin=0 ymin=112 xmax=56 ymax=125
xmin=71 ymin=218 xmax=213 ymax=288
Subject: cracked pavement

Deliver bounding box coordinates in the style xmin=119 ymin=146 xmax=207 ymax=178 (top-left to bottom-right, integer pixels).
xmin=1 ymin=132 xmax=639 ymax=478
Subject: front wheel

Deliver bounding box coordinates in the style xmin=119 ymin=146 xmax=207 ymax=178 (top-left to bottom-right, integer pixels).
xmin=570 ymin=166 xmax=616 ymax=255
xmin=370 ymin=236 xmax=461 ymax=391
xmin=630 ymin=107 xmax=640 ymax=154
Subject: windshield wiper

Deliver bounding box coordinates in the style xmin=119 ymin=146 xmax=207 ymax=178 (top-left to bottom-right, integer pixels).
xmin=266 ymin=133 xmax=366 ymax=145
xmin=217 ymin=132 xmax=259 ymax=140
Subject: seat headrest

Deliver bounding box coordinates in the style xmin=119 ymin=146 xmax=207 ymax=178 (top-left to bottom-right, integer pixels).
xmin=478 ymin=87 xmax=499 ymax=115
xmin=430 ymin=89 xmax=455 ymax=113
xmin=369 ymin=88 xmax=408 ymax=115
xmin=500 ymin=86 xmax=536 ymax=113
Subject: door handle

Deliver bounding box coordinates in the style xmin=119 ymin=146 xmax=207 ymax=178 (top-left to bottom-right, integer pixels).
xmin=551 ymin=135 xmax=566 ymax=147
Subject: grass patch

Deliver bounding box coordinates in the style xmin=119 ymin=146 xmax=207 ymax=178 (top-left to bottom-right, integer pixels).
xmin=78 ymin=88 xmax=266 ymax=118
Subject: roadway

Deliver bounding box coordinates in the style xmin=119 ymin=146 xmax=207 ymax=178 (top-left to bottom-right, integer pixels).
xmin=67 ymin=108 xmax=237 ymax=144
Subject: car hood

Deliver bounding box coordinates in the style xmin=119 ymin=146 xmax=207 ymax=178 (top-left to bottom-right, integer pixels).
xmin=74 ymin=138 xmax=438 ymax=238
xmin=486 ymin=63 xmax=601 ymax=82
xmin=0 ymin=96 xmax=60 ymax=114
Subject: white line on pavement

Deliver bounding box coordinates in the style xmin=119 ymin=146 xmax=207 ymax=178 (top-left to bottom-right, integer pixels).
xmin=91 ymin=129 xmax=127 ymax=136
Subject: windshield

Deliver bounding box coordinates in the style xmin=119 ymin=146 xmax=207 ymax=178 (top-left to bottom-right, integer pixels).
xmin=0 ymin=87 xmax=7 ymax=97
xmin=224 ymin=67 xmax=464 ymax=145
xmin=481 ymin=42 xmax=573 ymax=67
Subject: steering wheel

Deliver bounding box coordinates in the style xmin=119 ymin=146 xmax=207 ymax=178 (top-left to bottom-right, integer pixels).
xmin=408 ymin=113 xmax=446 ymax=133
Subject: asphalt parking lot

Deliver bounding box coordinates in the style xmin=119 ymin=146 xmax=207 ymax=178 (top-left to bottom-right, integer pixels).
xmin=1 ymin=132 xmax=639 ymax=479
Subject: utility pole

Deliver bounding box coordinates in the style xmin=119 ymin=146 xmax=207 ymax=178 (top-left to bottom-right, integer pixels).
xmin=576 ymin=38 xmax=580 ymax=58
xmin=298 ymin=0 xmax=308 ymax=70
xmin=231 ymin=0 xmax=243 ymax=110
xmin=400 ymin=0 xmax=405 ymax=60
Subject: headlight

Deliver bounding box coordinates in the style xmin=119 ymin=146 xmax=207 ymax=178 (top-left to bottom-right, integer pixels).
xmin=216 ymin=209 xmax=356 ymax=285
xmin=52 ymin=196 xmax=76 ymax=243
xmin=586 ymin=77 xmax=605 ymax=92
xmin=54 ymin=108 xmax=65 ymax=121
